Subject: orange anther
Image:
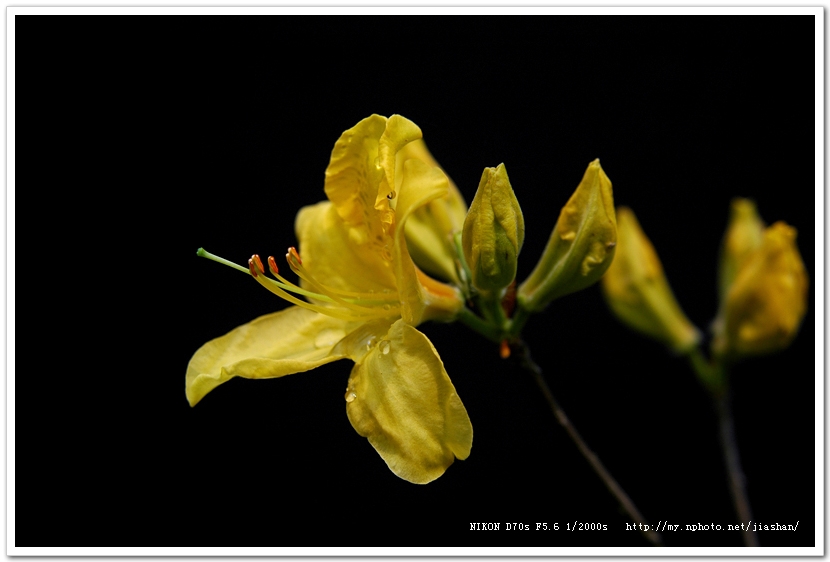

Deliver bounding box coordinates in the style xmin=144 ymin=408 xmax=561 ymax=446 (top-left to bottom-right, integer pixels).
xmin=499 ymin=339 xmax=511 ymax=359
xmin=287 ymin=247 xmax=302 ymax=266
xmin=248 ymin=254 xmax=264 ymax=277
xmin=268 ymin=256 xmax=279 ymax=276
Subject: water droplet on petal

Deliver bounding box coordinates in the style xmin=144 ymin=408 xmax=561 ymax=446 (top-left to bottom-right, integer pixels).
xmin=382 ymin=304 xmax=391 ymax=311
xmin=379 ymin=340 xmax=391 ymax=355
xmin=387 ymin=190 xmax=396 ymax=200
xmin=345 ymin=391 xmax=357 ymax=403
xmin=365 ymin=335 xmax=377 ymax=350
xmin=315 ymin=328 xmax=346 ymax=349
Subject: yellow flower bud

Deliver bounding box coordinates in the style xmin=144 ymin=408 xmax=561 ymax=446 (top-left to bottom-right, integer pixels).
xmin=517 ymin=159 xmax=616 ymax=311
xmin=718 ymin=198 xmax=765 ymax=300
xmin=600 ymin=207 xmax=701 ymax=353
xmin=461 ymin=163 xmax=524 ymax=293
xmin=712 ymin=221 xmax=808 ymax=358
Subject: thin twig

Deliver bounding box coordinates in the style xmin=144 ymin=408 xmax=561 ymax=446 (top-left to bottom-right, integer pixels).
xmin=512 ymin=339 xmax=662 ymax=547
xmin=687 ymin=349 xmax=759 ymax=547
xmin=713 ymin=391 xmax=760 ymax=547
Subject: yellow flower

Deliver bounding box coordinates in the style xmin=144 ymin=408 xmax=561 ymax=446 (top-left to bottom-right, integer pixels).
xmin=712 ymin=220 xmax=809 ymax=358
xmin=186 ymin=115 xmax=472 ymax=484
xmin=517 ymin=159 xmax=617 ymax=311
xmin=601 ymin=207 xmax=701 ymax=353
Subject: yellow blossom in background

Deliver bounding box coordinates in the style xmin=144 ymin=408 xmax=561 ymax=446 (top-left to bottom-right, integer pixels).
xmin=712 ymin=220 xmax=808 ymax=358
xmin=601 ymin=207 xmax=700 ymax=353
xmin=187 ymin=115 xmax=472 ymax=484
xmin=518 ymin=159 xmax=617 ymax=311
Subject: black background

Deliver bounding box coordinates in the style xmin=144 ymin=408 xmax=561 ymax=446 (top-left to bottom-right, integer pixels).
xmin=16 ymin=14 xmax=817 ymax=549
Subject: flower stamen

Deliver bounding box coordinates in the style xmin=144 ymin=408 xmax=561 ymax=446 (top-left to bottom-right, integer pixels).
xmin=285 ymin=247 xmax=400 ymax=316
xmin=268 ymin=256 xmax=279 ymax=276
xmin=249 ymin=254 xmax=380 ymax=322
xmin=287 ymin=246 xmax=302 ymax=266
xmin=198 ymin=247 xmax=400 ymax=323
xmin=248 ymin=254 xmax=265 ymax=278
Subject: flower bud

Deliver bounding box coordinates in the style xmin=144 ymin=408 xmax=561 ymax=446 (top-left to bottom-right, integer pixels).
xmin=601 ymin=207 xmax=701 ymax=353
xmin=718 ymin=198 xmax=765 ymax=300
xmin=712 ymin=221 xmax=808 ymax=358
xmin=461 ymin=163 xmax=524 ymax=293
xmin=517 ymin=159 xmax=616 ymax=311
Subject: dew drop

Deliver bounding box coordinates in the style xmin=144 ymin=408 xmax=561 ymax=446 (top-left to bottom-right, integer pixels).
xmin=382 ymin=304 xmax=391 ymax=311
xmin=365 ymin=335 xmax=378 ymax=350
xmin=387 ymin=190 xmax=396 ymax=200
xmin=379 ymin=340 xmax=391 ymax=355
xmin=345 ymin=391 xmax=357 ymax=403
xmin=315 ymin=328 xmax=346 ymax=349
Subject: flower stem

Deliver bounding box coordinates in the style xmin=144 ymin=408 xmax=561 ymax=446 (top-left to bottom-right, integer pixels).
xmin=685 ymin=350 xmax=759 ymax=547
xmin=507 ymin=302 xmax=532 ymax=337
xmin=457 ymin=306 xmax=502 ymax=342
xmin=686 ymin=347 xmax=726 ymax=396
xmin=512 ymin=339 xmax=662 ymax=547
xmin=713 ymin=390 xmax=759 ymax=547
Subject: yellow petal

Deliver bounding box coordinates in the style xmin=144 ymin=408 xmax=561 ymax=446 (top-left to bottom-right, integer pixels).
xmin=332 ymin=317 xmax=396 ymax=364
xmin=186 ymin=306 xmax=355 ymax=406
xmin=404 ymin=215 xmax=461 ymax=285
xmin=324 ymin=114 xmax=389 ymax=244
xmin=345 ymin=320 xmax=472 ymax=484
xmin=398 ymin=139 xmax=468 ymax=284
xmin=377 ymin=115 xmax=423 ymax=212
xmin=394 ymin=157 xmax=462 ymax=324
xmin=313 ymin=114 xmax=428 ymax=297
xmin=295 ymin=200 xmax=396 ymax=295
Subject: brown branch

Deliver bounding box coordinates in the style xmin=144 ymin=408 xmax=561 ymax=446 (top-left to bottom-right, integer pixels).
xmin=512 ymin=338 xmax=662 ymax=547
xmin=713 ymin=391 xmax=760 ymax=547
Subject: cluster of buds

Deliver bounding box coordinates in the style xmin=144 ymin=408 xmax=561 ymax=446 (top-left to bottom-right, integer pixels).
xmin=390 ymin=137 xmax=619 ymax=342
xmin=453 ymin=159 xmax=619 ymax=340
xmin=400 ymin=145 xmax=807 ymax=367
xmin=601 ymin=198 xmax=808 ymax=362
